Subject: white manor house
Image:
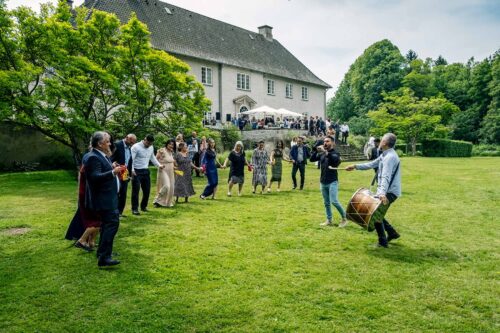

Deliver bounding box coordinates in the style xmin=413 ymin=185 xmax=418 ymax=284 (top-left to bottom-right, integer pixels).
xmin=82 ymin=0 xmax=331 ymax=124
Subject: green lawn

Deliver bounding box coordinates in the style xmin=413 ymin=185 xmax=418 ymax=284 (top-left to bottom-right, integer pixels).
xmin=0 ymin=157 xmax=499 ymax=332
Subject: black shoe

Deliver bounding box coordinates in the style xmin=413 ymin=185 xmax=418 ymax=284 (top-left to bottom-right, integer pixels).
xmin=141 ymin=208 xmax=149 ymax=212
xmin=292 ymin=187 xmax=297 ymax=190
xmin=119 ymin=214 xmax=127 ymax=218
xmin=153 ymin=203 xmax=161 ymax=208
xmin=98 ymin=257 xmax=120 ymax=267
xmin=74 ymin=241 xmax=92 ymax=252
xmin=299 ymin=187 xmax=304 ymax=190
xmin=377 ymin=243 xmax=388 ymax=248
xmin=132 ymin=210 xmax=140 ymax=215
xmin=387 ymin=232 xmax=400 ymax=242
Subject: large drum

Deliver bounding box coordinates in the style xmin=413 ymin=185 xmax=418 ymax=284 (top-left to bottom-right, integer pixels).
xmin=346 ymin=188 xmax=389 ymax=231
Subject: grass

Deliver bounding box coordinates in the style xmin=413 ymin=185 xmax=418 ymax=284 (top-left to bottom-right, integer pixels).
xmin=0 ymin=157 xmax=499 ymax=332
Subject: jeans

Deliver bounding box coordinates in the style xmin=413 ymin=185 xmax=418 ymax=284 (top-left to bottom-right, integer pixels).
xmin=131 ymin=169 xmax=150 ymax=211
xmin=374 ymin=193 xmax=398 ymax=246
xmin=320 ymin=181 xmax=346 ymax=221
xmin=291 ymin=162 xmax=305 ymax=189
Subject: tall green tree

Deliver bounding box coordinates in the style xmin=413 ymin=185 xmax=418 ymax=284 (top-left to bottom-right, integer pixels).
xmin=479 ymin=52 xmax=500 ymax=144
xmin=327 ymin=39 xmax=405 ymax=121
xmin=0 ymin=0 xmax=210 ymax=165
xmin=367 ymin=88 xmax=456 ymax=155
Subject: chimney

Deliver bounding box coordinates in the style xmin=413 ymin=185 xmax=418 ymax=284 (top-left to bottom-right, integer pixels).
xmin=67 ymin=0 xmax=74 ymax=8
xmin=258 ymin=25 xmax=273 ymax=41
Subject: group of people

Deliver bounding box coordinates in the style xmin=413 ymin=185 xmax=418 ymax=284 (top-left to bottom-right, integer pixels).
xmin=66 ymin=128 xmax=402 ymax=267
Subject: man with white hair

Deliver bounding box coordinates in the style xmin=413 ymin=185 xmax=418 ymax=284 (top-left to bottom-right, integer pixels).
xmin=346 ymin=133 xmax=401 ymax=248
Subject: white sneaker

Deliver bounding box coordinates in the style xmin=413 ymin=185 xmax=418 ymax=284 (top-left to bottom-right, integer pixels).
xmin=339 ymin=219 xmax=349 ymax=228
xmin=227 ymin=192 xmax=232 ymax=197
xmin=237 ymin=192 xmax=241 ymax=197
xmin=277 ymin=188 xmax=280 ymax=192
xmin=267 ymin=188 xmax=271 ymax=193
xmin=321 ymin=220 xmax=333 ymax=226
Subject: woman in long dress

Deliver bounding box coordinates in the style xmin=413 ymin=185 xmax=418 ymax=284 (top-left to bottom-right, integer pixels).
xmin=200 ymin=138 xmax=223 ymax=200
xmin=251 ymin=140 xmax=269 ymax=194
xmin=174 ymin=142 xmax=199 ymax=203
xmin=223 ymin=141 xmax=249 ymax=197
xmin=268 ymin=140 xmax=288 ymax=193
xmin=154 ymin=139 xmax=176 ymax=208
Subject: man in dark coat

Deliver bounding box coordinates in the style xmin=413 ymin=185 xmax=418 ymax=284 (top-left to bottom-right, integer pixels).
xmin=85 ymin=131 xmax=122 ymax=267
xmin=111 ymin=134 xmax=136 ymax=216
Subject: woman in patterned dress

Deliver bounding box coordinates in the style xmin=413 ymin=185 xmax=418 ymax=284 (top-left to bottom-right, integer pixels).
xmin=174 ymin=142 xmax=199 ymax=203
xmin=154 ymin=139 xmax=176 ymax=207
xmin=268 ymin=140 xmax=288 ymax=193
xmin=251 ymin=140 xmax=269 ymax=194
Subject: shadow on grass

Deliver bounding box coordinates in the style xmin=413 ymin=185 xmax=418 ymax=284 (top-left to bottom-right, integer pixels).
xmin=367 ymin=243 xmax=462 ymax=264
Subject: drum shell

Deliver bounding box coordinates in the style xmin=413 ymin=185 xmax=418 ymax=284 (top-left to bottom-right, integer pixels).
xmin=346 ymin=188 xmax=389 ymax=231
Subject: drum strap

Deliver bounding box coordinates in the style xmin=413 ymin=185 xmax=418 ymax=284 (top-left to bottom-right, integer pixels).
xmin=388 ymin=162 xmax=400 ymax=189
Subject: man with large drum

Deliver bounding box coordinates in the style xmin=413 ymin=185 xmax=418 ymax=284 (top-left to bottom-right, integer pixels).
xmin=346 ymin=133 xmax=401 ymax=248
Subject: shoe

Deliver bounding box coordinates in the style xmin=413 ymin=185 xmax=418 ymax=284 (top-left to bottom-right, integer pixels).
xmin=387 ymin=232 xmax=400 ymax=242
xmin=227 ymin=192 xmax=232 ymax=197
xmin=238 ymin=192 xmax=241 ymax=197
xmin=292 ymin=187 xmax=296 ymax=190
xmin=320 ymin=220 xmax=333 ymax=226
xmin=277 ymin=189 xmax=280 ymax=192
xmin=119 ymin=214 xmax=127 ymax=218
xmin=200 ymin=195 xmax=206 ymax=200
xmin=338 ymin=219 xmax=349 ymax=228
xmin=132 ymin=210 xmax=140 ymax=215
xmin=299 ymin=187 xmax=304 ymax=190
xmin=74 ymin=241 xmax=92 ymax=252
xmin=153 ymin=203 xmax=161 ymax=208
xmin=141 ymin=208 xmax=149 ymax=212
xmin=375 ymin=243 xmax=388 ymax=248
xmin=267 ymin=188 xmax=271 ymax=193
xmin=98 ymin=257 xmax=121 ymax=267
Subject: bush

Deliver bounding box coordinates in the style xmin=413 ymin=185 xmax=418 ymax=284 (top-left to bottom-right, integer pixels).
xmin=347 ymin=116 xmax=374 ymax=136
xmin=472 ymin=144 xmax=500 ymax=157
xmin=39 ymin=151 xmax=74 ymax=170
xmin=395 ymin=143 xmax=423 ymax=155
xmin=347 ymin=135 xmax=366 ymax=150
xmin=422 ymin=139 xmax=473 ymax=157
xmin=219 ymin=125 xmax=241 ymax=151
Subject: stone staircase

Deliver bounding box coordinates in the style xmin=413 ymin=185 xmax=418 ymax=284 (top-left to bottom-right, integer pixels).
xmin=336 ymin=144 xmax=367 ymax=162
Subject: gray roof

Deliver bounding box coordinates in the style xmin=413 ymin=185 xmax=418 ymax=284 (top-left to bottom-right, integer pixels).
xmin=83 ymin=0 xmax=331 ymax=88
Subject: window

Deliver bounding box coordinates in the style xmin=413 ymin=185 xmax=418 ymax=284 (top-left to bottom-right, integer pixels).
xmin=267 ymin=79 xmax=275 ymax=95
xmin=286 ymin=83 xmax=293 ymax=98
xmin=301 ymin=87 xmax=309 ymax=101
xmin=201 ymin=67 xmax=212 ymax=85
xmin=237 ymin=73 xmax=250 ymax=90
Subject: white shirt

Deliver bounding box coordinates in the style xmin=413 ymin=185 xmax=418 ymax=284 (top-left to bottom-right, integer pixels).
xmin=131 ymin=141 xmax=160 ymax=171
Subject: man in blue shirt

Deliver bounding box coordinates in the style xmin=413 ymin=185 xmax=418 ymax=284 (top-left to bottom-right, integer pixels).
xmin=346 ymin=133 xmax=401 ymax=247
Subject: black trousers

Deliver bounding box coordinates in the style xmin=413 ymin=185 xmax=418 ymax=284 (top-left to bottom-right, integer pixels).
xmin=291 ymin=162 xmax=306 ymax=189
xmin=374 ymin=192 xmax=398 ymax=246
xmin=117 ymin=179 xmax=129 ymax=214
xmin=97 ymin=209 xmax=120 ymax=260
xmin=131 ymin=169 xmax=151 ymax=211
xmin=192 ymin=152 xmax=201 ymax=177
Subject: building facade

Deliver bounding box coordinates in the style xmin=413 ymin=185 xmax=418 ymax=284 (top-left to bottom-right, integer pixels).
xmin=83 ymin=0 xmax=331 ymax=124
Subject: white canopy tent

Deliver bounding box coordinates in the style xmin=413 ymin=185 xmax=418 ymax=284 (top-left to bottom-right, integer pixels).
xmin=277 ymin=108 xmax=303 ymax=118
xmin=240 ymin=105 xmax=279 ymax=116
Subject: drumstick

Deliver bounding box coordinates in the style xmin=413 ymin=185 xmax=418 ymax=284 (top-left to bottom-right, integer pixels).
xmin=328 ymin=166 xmax=348 ymax=170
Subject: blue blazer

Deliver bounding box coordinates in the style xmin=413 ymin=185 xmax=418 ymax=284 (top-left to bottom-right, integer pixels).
xmin=84 ymin=150 xmax=119 ymax=212
xmin=289 ymin=145 xmax=311 ymax=164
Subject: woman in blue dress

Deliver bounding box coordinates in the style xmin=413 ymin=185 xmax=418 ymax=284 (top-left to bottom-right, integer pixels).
xmin=200 ymin=138 xmax=223 ymax=199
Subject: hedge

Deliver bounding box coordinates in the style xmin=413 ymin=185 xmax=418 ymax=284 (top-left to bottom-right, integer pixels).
xmin=422 ymin=139 xmax=473 ymax=157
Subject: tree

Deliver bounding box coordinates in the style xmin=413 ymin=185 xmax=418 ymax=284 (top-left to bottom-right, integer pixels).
xmin=480 ymin=52 xmax=500 ymax=144
xmin=405 ymin=49 xmax=418 ymax=63
xmin=367 ymin=88 xmax=453 ymax=155
xmin=0 ymin=1 xmax=210 ymax=165
xmin=434 ymin=55 xmax=448 ymax=66
xmin=327 ymin=39 xmax=405 ymax=122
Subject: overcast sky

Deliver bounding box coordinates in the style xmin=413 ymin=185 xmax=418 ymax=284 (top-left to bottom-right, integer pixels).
xmin=6 ymin=0 xmax=500 ymax=98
